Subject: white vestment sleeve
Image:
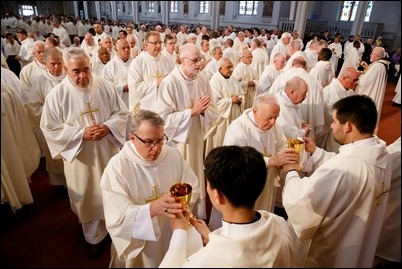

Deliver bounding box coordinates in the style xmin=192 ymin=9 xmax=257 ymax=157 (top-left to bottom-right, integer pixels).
xmin=132 ymin=203 xmax=159 ymax=241
xmin=60 ymin=129 xmax=84 ymax=162
xmin=172 ymin=109 xmax=192 ymax=143
xmin=159 ymin=229 xmax=187 ymax=268
xmin=159 ymin=226 xmax=203 ymax=268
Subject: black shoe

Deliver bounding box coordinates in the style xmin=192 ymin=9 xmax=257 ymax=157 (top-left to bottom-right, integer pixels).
xmin=87 ymin=234 xmax=111 ymax=259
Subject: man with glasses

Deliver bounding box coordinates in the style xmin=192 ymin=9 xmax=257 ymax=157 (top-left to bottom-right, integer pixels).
xmin=156 ymin=43 xmax=220 ymax=221
xmin=127 ymin=31 xmax=174 ymax=112
xmin=100 ymin=109 xmax=201 ymax=267
xmin=162 ymin=34 xmax=177 ymax=66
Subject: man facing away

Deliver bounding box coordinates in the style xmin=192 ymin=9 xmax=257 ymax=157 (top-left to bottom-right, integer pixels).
xmin=159 ymin=145 xmax=294 ymax=267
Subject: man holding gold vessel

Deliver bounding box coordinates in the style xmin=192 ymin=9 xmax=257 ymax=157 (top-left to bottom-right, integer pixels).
xmin=100 ymin=109 xmax=202 ymax=267
xmin=282 ymin=95 xmax=391 ymax=267
xmin=206 ymin=92 xmax=299 ymax=231
xmin=159 ymin=146 xmax=294 ymax=267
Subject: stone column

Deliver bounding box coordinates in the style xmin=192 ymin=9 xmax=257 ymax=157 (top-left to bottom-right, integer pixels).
xmin=131 ymin=1 xmax=139 ymax=23
xmin=95 ymin=1 xmax=101 ymax=20
xmin=210 ymin=1 xmax=220 ymax=30
xmin=293 ymin=1 xmax=311 ymax=36
xmin=161 ymin=1 xmax=170 ymax=25
xmin=83 ymin=1 xmax=89 ymax=20
xmin=73 ymin=1 xmax=79 ymax=18
xmin=289 ymin=1 xmax=297 ymax=21
xmin=111 ymin=1 xmax=118 ymax=21
xmin=350 ymin=1 xmax=369 ymax=36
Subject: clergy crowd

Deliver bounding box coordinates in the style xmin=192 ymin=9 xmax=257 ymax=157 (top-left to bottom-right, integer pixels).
xmin=1 ymin=13 xmax=400 ymax=268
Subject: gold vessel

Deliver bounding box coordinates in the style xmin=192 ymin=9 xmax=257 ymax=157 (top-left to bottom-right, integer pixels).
xmin=287 ymin=138 xmax=304 ymax=154
xmin=170 ymin=182 xmax=192 ymax=210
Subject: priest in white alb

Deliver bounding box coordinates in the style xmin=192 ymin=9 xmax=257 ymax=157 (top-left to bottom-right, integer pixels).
xmin=27 ymin=48 xmax=66 ymax=186
xmin=269 ymin=57 xmax=325 ymax=141
xmin=156 ymin=44 xmax=220 ymax=220
xmin=215 ymin=92 xmax=299 ymax=231
xmin=232 ymin=49 xmax=259 ymax=110
xmin=40 ymin=48 xmax=128 ymax=257
xmin=100 ymin=109 xmax=202 ymax=268
xmin=205 ymin=57 xmax=244 ymax=156
xmin=1 ymin=83 xmax=41 ymax=212
xmin=127 ymin=31 xmax=174 ymax=112
xmin=357 ymin=46 xmax=389 ymax=130
xmin=317 ymin=67 xmax=359 ymax=153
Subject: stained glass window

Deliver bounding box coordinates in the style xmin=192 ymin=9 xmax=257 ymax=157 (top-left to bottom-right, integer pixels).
xmin=148 ymin=1 xmax=155 ymax=13
xmin=20 ymin=5 xmax=35 ymax=16
xmin=239 ymin=1 xmax=258 ymax=15
xmin=171 ymin=1 xmax=178 ymax=12
xmin=340 ymin=1 xmax=373 ymax=21
xmin=199 ymin=1 xmax=209 ymax=14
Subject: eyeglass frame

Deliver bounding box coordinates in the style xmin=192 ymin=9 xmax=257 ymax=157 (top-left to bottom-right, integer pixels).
xmin=182 ymin=57 xmax=203 ymax=65
xmin=133 ymin=133 xmax=168 ymax=147
xmin=147 ymin=41 xmax=163 ymax=45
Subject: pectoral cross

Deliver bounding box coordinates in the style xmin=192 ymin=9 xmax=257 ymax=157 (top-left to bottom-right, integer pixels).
xmin=375 ymin=180 xmax=390 ymax=205
xmin=81 ymin=102 xmax=98 ymax=126
xmin=262 ymin=148 xmax=272 ymax=157
xmin=145 ymin=185 xmax=163 ymax=203
xmin=186 ymin=99 xmax=194 ymax=109
xmin=153 ymin=70 xmax=163 ymax=79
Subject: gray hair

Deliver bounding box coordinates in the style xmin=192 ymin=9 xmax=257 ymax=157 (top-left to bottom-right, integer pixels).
xmin=285 ymin=76 xmax=307 ymax=92
xmin=253 ymin=92 xmax=279 ymax=108
xmin=130 ymin=109 xmax=165 ymax=134
xmin=43 ymin=47 xmax=63 ymax=63
xmin=218 ymin=57 xmax=232 ymax=68
xmin=179 ymin=43 xmax=199 ymax=58
xmin=290 ymin=40 xmax=302 ymax=50
xmin=62 ymin=47 xmax=91 ymax=65
xmin=33 ymin=40 xmax=46 ymax=49
xmin=273 ymin=52 xmax=286 ymax=62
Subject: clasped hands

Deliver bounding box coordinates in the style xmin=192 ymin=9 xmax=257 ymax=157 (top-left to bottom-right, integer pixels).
xmin=231 ymin=94 xmax=243 ymax=105
xmin=83 ymin=124 xmax=110 ymax=140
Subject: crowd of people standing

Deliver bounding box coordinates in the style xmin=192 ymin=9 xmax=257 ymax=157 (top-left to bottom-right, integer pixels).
xmin=1 ymin=11 xmax=400 ymax=268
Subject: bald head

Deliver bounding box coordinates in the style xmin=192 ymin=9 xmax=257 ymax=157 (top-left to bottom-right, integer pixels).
xmin=338 ymin=67 xmax=360 ymax=91
xmin=371 ymin=47 xmax=385 ymax=61
xmin=285 ymin=76 xmax=307 ymax=92
xmin=284 ymin=76 xmax=308 ymax=104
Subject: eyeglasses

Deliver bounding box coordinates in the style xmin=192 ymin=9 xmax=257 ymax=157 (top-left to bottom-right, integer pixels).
xmin=134 ymin=133 xmax=168 ymax=147
xmin=183 ymin=57 xmax=202 ymax=64
xmin=147 ymin=41 xmax=163 ymax=45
